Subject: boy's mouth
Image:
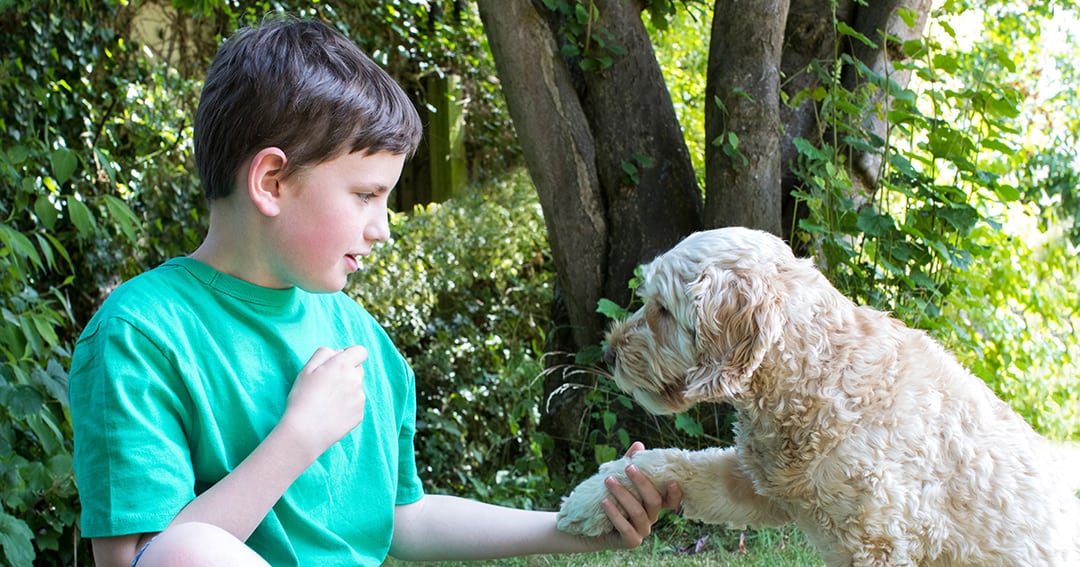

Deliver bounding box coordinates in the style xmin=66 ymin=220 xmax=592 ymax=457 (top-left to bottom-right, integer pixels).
xmin=344 ymin=254 xmax=360 ymax=272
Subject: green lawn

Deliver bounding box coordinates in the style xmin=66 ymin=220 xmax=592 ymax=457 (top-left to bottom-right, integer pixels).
xmin=383 ymin=522 xmax=823 ymax=566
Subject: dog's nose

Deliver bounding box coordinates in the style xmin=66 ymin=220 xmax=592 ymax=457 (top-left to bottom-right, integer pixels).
xmin=603 ymin=347 xmax=617 ymax=367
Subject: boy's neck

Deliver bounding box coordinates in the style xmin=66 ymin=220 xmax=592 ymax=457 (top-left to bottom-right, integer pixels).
xmin=190 ymin=196 xmax=283 ymax=289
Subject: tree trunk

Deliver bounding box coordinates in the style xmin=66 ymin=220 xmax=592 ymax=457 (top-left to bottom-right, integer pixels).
xmin=578 ymin=0 xmax=703 ymax=308
xmin=704 ymin=0 xmax=791 ymax=235
xmin=476 ymin=0 xmax=609 ymax=349
xmin=478 ymin=0 xmax=702 ymax=464
xmin=841 ymin=0 xmax=933 ymax=201
xmin=778 ymin=0 xmax=849 ymax=241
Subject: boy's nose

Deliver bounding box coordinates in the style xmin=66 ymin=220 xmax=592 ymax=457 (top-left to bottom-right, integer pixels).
xmin=364 ymin=212 xmax=391 ymax=243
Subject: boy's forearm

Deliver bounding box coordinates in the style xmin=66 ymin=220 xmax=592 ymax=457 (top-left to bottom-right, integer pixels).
xmin=389 ymin=494 xmax=611 ymax=561
xmin=168 ymin=417 xmax=323 ymax=540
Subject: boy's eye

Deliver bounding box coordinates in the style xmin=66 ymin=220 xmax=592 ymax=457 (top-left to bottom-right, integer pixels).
xmin=356 ymin=193 xmax=375 ymax=203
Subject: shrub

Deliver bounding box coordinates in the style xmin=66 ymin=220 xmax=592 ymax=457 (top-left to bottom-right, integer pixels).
xmin=933 ymin=222 xmax=1079 ymax=440
xmin=349 ymin=169 xmax=557 ymax=508
xmin=1 ymin=3 xmax=201 ymax=564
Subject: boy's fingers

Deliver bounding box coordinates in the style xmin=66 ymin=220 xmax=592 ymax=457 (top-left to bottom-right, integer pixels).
xmin=339 ymin=345 xmax=368 ymax=366
xmin=664 ymin=480 xmax=684 ymax=511
xmin=624 ymin=465 xmax=662 ymax=516
xmin=624 ymin=441 xmax=645 ymax=458
xmin=606 ymin=475 xmax=650 ymax=532
xmin=305 ymin=346 xmax=341 ymax=368
xmin=307 ymin=345 xmax=367 ymax=371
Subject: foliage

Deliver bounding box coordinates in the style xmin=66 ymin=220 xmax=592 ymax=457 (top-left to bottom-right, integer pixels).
xmin=1 ymin=0 xmax=1078 ymax=564
xmin=0 ymin=2 xmax=202 ymax=563
xmin=787 ymin=3 xmax=1080 ymax=435
xmin=315 ymin=1 xmax=521 ymax=179
xmin=580 ymin=0 xmax=1080 ymax=470
xmin=540 ymin=0 xmax=627 ymax=71
xmin=350 ymin=170 xmax=558 ymax=508
xmin=935 ymin=222 xmax=1079 ymax=439
xmin=644 ymin=5 xmax=710 ymax=186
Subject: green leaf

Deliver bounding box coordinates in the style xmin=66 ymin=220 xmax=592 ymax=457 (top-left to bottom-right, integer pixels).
xmin=897 ymin=7 xmax=917 ymax=28
xmin=575 ymin=344 xmax=604 ymax=365
xmin=5 ymin=144 xmax=29 ymax=164
xmin=792 ymin=137 xmax=828 ymax=161
xmin=836 ymin=21 xmax=877 ymax=49
xmin=34 ymin=195 xmax=59 ymax=230
xmin=0 ymin=511 xmax=35 ymax=567
xmin=49 ymin=147 xmax=77 ymax=185
xmin=33 ymin=361 xmax=69 ymax=407
xmin=6 ymin=385 xmax=44 ymax=418
xmin=103 ymin=194 xmax=142 ymax=241
xmin=596 ymin=298 xmax=629 ymax=321
xmin=602 ymin=410 xmax=616 ymax=432
xmin=932 ymin=53 xmax=959 ymax=74
xmin=856 ymin=208 xmax=895 ymax=237
xmin=66 ymin=196 xmax=96 ymax=237
xmin=674 ymin=413 xmax=704 ymax=437
xmin=993 ymin=184 xmax=1021 ymax=202
xmin=593 ymin=444 xmax=617 ymax=465
xmin=30 ymin=314 xmax=60 ymax=349
xmin=0 ymin=224 xmax=42 ymax=270
xmin=27 ymin=411 xmax=68 ymax=457
xmin=938 ymin=203 xmax=979 ymax=235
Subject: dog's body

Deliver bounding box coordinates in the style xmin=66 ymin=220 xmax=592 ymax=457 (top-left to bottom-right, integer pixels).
xmin=557 ymin=227 xmax=1080 ymax=566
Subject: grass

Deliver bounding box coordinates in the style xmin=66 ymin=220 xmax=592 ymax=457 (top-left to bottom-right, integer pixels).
xmin=382 ymin=520 xmax=823 ymax=566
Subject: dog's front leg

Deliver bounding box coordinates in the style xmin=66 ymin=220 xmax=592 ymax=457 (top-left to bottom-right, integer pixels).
xmin=557 ymin=446 xmax=790 ymax=536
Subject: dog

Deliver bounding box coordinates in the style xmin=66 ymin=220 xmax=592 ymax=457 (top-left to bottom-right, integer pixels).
xmin=557 ymin=227 xmax=1080 ymax=566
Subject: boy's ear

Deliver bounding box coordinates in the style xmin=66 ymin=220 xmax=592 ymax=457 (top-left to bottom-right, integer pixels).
xmin=247 ymin=147 xmax=288 ymax=217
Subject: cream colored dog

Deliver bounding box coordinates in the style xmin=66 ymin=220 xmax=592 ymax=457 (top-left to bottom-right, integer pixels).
xmin=557 ymin=227 xmax=1080 ymax=566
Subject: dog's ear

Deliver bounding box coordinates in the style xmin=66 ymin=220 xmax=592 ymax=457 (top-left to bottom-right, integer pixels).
xmin=685 ymin=265 xmax=782 ymax=401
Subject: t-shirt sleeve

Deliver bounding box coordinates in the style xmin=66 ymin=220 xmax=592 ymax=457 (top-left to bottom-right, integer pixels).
xmin=69 ymin=316 xmax=196 ymax=538
xmin=394 ymin=363 xmax=424 ymax=506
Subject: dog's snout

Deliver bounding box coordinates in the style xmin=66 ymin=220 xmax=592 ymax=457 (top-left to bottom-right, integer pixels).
xmin=603 ymin=347 xmax=617 ymax=367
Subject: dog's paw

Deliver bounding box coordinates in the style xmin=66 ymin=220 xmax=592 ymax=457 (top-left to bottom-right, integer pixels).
xmin=556 ymin=458 xmax=629 ymax=536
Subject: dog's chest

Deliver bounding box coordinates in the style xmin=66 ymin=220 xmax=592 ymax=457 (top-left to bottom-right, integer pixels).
xmin=734 ymin=404 xmax=854 ymax=499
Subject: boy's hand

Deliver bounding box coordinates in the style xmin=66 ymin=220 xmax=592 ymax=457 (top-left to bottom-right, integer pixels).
xmin=600 ymin=442 xmax=683 ymax=549
xmin=282 ymin=346 xmax=368 ymax=452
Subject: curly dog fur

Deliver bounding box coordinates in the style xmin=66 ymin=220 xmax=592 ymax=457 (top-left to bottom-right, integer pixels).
xmin=557 ymin=227 xmax=1080 ymax=566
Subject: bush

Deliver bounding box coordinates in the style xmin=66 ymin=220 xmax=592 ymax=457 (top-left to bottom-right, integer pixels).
xmin=349 ymin=169 xmax=558 ymax=508
xmin=1 ymin=3 xmax=201 ymax=564
xmin=933 ymin=222 xmax=1080 ymax=440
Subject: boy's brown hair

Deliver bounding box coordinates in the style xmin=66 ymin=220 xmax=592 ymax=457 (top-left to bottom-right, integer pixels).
xmin=194 ymin=17 xmax=422 ymax=201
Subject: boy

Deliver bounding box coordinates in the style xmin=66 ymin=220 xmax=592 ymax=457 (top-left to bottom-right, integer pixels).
xmin=69 ymin=16 xmax=681 ymax=567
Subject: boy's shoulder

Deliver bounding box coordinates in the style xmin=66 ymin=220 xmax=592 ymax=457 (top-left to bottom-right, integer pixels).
xmin=97 ymin=258 xmax=201 ymax=309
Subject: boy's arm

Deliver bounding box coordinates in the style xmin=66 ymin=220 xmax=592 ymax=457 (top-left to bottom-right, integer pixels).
xmin=91 ymin=534 xmax=146 ymax=567
xmin=389 ymin=444 xmax=681 ymax=561
xmin=89 ymin=346 xmax=369 ymax=567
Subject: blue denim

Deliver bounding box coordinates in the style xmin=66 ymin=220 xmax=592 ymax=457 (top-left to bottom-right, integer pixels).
xmin=130 ymin=536 xmax=158 ymax=567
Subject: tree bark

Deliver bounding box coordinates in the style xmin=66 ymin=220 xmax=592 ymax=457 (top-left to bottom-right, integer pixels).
xmin=842 ymin=0 xmax=933 ymax=201
xmin=704 ymin=0 xmax=790 ymax=235
xmin=778 ymin=0 xmax=849 ymax=241
xmin=579 ymin=0 xmax=703 ymax=308
xmin=476 ymin=0 xmax=609 ymax=349
xmin=478 ymin=0 xmax=702 ymax=461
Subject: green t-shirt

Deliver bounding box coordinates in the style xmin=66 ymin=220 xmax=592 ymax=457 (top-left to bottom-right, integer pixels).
xmin=69 ymin=257 xmax=423 ymax=566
